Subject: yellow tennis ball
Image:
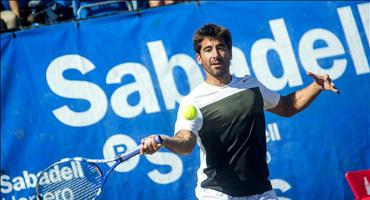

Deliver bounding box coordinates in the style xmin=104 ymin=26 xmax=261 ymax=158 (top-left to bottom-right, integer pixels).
xmin=182 ymin=105 xmax=197 ymax=120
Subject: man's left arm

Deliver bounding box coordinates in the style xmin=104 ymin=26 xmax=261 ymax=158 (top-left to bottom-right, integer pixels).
xmin=268 ymin=71 xmax=339 ymax=117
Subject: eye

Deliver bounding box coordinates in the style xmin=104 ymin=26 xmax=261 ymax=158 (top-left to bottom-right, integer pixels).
xmin=217 ymin=45 xmax=226 ymax=51
xmin=203 ymin=47 xmax=212 ymax=52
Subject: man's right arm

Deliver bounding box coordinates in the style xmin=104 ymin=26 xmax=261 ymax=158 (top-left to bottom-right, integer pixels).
xmin=162 ymin=130 xmax=197 ymax=155
xmin=140 ymin=130 xmax=197 ymax=155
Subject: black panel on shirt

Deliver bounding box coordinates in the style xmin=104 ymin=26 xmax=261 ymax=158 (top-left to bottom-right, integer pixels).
xmin=198 ymin=87 xmax=272 ymax=196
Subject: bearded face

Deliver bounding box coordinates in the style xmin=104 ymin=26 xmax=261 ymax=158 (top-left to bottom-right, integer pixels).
xmin=196 ymin=37 xmax=232 ymax=81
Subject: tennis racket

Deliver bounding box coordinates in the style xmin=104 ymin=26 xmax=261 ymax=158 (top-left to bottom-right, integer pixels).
xmin=35 ymin=135 xmax=162 ymax=200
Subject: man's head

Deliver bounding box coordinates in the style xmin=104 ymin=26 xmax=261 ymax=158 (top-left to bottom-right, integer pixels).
xmin=193 ymin=24 xmax=233 ymax=82
xmin=193 ymin=24 xmax=232 ymax=54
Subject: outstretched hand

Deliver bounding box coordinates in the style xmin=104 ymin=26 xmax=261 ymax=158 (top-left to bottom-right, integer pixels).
xmin=307 ymin=71 xmax=340 ymax=94
xmin=140 ymin=135 xmax=163 ymax=155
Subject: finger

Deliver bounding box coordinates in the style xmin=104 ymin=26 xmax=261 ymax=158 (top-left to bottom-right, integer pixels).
xmin=150 ymin=137 xmax=158 ymax=151
xmin=306 ymin=71 xmax=317 ymax=78
xmin=140 ymin=145 xmax=144 ymax=155
xmin=331 ymin=85 xmax=339 ymax=94
xmin=325 ymin=75 xmax=332 ymax=83
xmin=307 ymin=71 xmax=321 ymax=81
xmin=140 ymin=139 xmax=145 ymax=154
xmin=145 ymin=139 xmax=155 ymax=154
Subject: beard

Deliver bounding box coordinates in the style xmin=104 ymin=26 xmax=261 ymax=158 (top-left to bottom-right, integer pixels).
xmin=203 ymin=64 xmax=230 ymax=81
xmin=210 ymin=62 xmax=229 ymax=76
xmin=213 ymin=68 xmax=227 ymax=77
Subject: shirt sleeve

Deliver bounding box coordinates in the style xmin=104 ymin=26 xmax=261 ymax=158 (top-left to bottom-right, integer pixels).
xmin=254 ymin=78 xmax=281 ymax=110
xmin=174 ymin=98 xmax=203 ymax=136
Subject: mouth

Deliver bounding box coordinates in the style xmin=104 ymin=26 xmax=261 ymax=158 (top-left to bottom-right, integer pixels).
xmin=212 ymin=64 xmax=224 ymax=71
xmin=211 ymin=62 xmax=224 ymax=66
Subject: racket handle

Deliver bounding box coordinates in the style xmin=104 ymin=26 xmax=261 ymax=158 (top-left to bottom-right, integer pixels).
xmin=120 ymin=135 xmax=163 ymax=161
xmin=154 ymin=135 xmax=163 ymax=144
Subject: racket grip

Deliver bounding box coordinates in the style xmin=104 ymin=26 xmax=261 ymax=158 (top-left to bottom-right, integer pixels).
xmin=118 ymin=135 xmax=163 ymax=161
xmin=154 ymin=135 xmax=163 ymax=144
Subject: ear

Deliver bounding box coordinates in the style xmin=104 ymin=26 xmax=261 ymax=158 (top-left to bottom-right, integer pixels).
xmin=196 ymin=53 xmax=202 ymax=65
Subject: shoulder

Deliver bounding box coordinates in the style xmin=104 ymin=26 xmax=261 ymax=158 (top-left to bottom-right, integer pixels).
xmin=232 ymin=75 xmax=260 ymax=88
xmin=180 ymin=83 xmax=206 ymax=106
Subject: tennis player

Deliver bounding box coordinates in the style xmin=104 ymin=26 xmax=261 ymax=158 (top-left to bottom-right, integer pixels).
xmin=140 ymin=23 xmax=339 ymax=200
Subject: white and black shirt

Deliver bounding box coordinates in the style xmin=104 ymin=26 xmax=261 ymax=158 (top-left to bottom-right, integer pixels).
xmin=174 ymin=75 xmax=280 ymax=196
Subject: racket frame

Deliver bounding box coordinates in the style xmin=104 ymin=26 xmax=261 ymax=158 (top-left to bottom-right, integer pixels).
xmin=36 ymin=135 xmax=162 ymax=200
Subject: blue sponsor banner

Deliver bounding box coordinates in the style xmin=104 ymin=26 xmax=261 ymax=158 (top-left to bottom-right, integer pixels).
xmin=1 ymin=1 xmax=369 ymax=199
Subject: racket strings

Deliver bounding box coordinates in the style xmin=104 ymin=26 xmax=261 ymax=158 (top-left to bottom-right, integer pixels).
xmin=67 ymin=178 xmax=100 ymax=199
xmin=37 ymin=161 xmax=103 ymax=200
xmin=40 ymin=178 xmax=100 ymax=200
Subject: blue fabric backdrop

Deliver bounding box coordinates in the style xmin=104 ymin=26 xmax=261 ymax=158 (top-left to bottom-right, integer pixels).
xmin=1 ymin=1 xmax=369 ymax=199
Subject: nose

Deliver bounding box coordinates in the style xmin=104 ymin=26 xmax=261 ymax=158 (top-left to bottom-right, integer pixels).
xmin=211 ymin=49 xmax=220 ymax=60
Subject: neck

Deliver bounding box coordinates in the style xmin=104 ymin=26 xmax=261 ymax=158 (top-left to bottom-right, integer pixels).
xmin=205 ymin=74 xmax=232 ymax=86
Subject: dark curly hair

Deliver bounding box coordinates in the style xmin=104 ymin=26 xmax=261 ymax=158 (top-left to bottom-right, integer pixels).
xmin=193 ymin=23 xmax=232 ymax=54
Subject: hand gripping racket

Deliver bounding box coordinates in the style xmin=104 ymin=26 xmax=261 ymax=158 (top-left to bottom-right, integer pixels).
xmin=36 ymin=135 xmax=162 ymax=200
